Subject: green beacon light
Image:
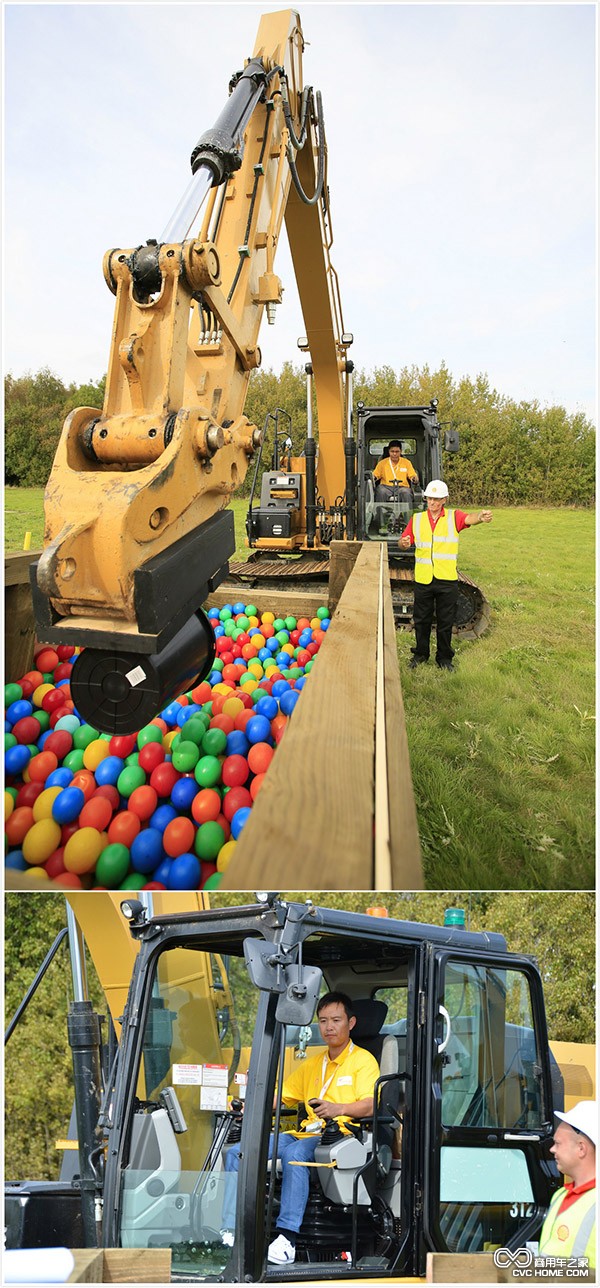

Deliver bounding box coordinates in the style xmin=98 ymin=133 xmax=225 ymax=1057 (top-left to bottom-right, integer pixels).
xmin=444 ymin=907 xmax=466 ymax=928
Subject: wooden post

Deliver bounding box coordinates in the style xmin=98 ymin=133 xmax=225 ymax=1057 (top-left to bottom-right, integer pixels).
xmin=221 ymin=542 xmax=422 ymax=890
xmin=5 ymin=551 xmax=40 ymax=680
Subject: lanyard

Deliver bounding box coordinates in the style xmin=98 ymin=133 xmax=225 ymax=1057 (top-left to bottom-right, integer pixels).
xmin=318 ymin=1041 xmax=353 ymax=1098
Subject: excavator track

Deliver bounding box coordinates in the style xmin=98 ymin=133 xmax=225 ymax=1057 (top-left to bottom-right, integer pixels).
xmin=225 ymin=554 xmax=491 ymax=639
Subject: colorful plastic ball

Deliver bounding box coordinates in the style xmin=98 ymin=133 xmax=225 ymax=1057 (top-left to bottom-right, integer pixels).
xmin=163 ymin=816 xmax=196 ymax=858
xmin=255 ymin=696 xmax=278 ymax=721
xmin=5 ymin=744 xmax=32 ymax=776
xmin=222 ymin=786 xmax=252 ymax=821
xmin=203 ymin=872 xmax=223 ymax=889
xmin=70 ymin=770 xmax=97 ymax=802
xmin=216 ymin=839 xmax=237 ymax=872
xmin=6 ymin=850 xmax=27 ymax=871
xmin=151 ymin=858 xmax=173 ymax=886
xmin=149 ymin=803 xmax=178 ymax=834
xmin=54 ymin=715 xmax=81 ymax=734
xmin=231 ymin=807 xmax=252 ymax=839
xmin=247 ymin=743 xmax=274 ymax=775
xmin=137 ymin=723 xmax=164 ymax=748
xmin=279 ymin=689 xmax=300 ymax=716
xmin=72 ymin=724 xmax=100 ymax=751
xmin=119 ymin=873 xmax=147 ymax=891
xmin=170 ymin=777 xmax=198 ymax=812
xmin=83 ymin=739 xmax=111 ymax=771
xmin=107 ymin=811 xmax=141 ymax=848
xmin=166 ymin=852 xmax=201 ymax=890
xmin=225 ymin=730 xmax=249 ymax=757
xmin=52 ymin=786 xmax=86 ymax=827
xmin=201 ymin=727 xmax=228 ymax=757
xmin=5 ymin=683 xmax=23 ymax=706
xmin=5 ymin=790 xmax=15 ymax=821
xmin=63 ymin=827 xmax=104 ymax=874
xmin=45 ymin=768 xmax=74 ymax=790
xmin=171 ymin=740 xmax=200 ymax=773
xmin=35 ymin=647 xmax=60 ymax=672
xmin=128 ymin=785 xmax=159 ymax=822
xmin=6 ymin=699 xmax=33 ymax=725
xmin=130 ymin=828 xmax=165 ymax=874
xmin=250 ymin=773 xmax=266 ymax=800
xmin=194 ymin=820 xmax=226 ymax=861
xmin=32 ymin=786 xmax=63 ymax=822
xmin=108 ymin=734 xmax=137 ymax=759
xmin=150 ymin=762 xmax=181 ymax=797
xmin=21 ymin=817 xmax=61 ymax=865
xmin=138 ymin=741 xmax=166 ymax=774
xmin=221 ymin=755 xmax=249 ymax=788
xmin=190 ymin=788 xmax=220 ymax=825
xmin=28 ymin=751 xmax=59 ymax=784
xmin=94 ymin=755 xmax=124 ymax=786
xmin=93 ymin=784 xmax=120 ymax=812
xmin=43 ymin=730 xmax=73 ymax=760
xmin=11 ymin=715 xmax=42 ymax=745
xmin=95 ymin=843 xmax=131 ymax=888
xmin=176 ymin=704 xmax=201 ymax=727
xmin=79 ymin=796 xmax=113 ymax=832
xmin=245 ymin=715 xmax=272 ymax=745
xmin=193 ymin=755 xmax=222 ymax=789
xmin=117 ymin=765 xmax=146 ymax=798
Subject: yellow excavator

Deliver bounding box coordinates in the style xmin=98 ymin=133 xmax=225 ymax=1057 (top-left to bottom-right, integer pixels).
xmin=5 ymin=892 xmax=596 ymax=1281
xmin=30 ymin=7 xmax=488 ymax=738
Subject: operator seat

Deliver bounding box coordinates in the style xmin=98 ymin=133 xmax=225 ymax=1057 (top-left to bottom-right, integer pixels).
xmin=351 ymin=999 xmax=402 ymax=1177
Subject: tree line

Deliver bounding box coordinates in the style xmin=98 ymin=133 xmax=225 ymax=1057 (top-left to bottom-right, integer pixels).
xmin=4 ymin=361 xmax=595 ymax=506
xmin=4 ymin=891 xmax=595 ymax=1181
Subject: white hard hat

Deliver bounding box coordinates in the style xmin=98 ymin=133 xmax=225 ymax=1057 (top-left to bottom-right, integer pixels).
xmin=424 ymin=479 xmax=449 ymax=499
xmin=555 ymin=1101 xmax=597 ymax=1147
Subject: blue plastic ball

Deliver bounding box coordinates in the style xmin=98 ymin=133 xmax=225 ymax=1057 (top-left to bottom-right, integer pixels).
xmin=94 ymin=755 xmax=125 ymax=786
xmin=161 ymin=702 xmax=183 ymax=726
xmin=46 ymin=767 xmax=74 ymax=788
xmin=208 ymin=671 xmax=222 ymax=686
xmin=166 ymin=853 xmax=201 ymax=890
xmin=6 ymin=699 xmax=33 ymax=725
xmin=231 ymin=807 xmax=252 ymax=839
xmin=294 ymin=676 xmax=307 ymax=691
xmin=226 ymin=731 xmax=249 ymax=757
xmin=207 ymin=607 xmax=220 ymax=619
xmin=177 ymin=704 xmax=201 ymax=727
xmin=54 ymin=715 xmax=81 ymax=733
xmin=170 ymin=778 xmax=199 ymax=811
xmin=52 ymin=786 xmax=86 ymax=825
xmin=152 ymin=857 xmax=173 ymax=886
xmin=233 ymin=601 xmax=246 ymax=615
xmin=150 ymin=803 xmax=178 ymax=834
xmin=258 ymin=648 xmax=271 ymax=663
xmin=6 ymin=850 xmax=27 ymax=871
xmin=213 ymin=625 xmax=225 ymax=639
xmin=130 ymin=828 xmax=165 ymax=874
xmin=279 ymin=689 xmax=300 ymax=717
xmin=266 ymin=637 xmax=279 ymax=653
xmin=245 ymin=715 xmax=272 ymax=745
xmin=5 ymin=744 xmax=32 ymax=776
xmin=256 ymin=696 xmax=278 ymax=721
xmin=271 ymin=680 xmax=291 ymax=698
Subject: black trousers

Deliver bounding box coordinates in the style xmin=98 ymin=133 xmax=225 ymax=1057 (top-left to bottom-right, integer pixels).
xmin=412 ymin=578 xmax=460 ymax=664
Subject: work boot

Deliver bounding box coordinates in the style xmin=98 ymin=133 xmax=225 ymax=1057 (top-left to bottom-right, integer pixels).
xmin=436 ymin=660 xmax=455 ymax=672
xmin=408 ymin=656 xmax=428 ymax=669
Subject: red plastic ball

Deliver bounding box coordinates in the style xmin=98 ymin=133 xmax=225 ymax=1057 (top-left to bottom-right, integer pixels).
xmin=149 ymin=762 xmax=181 ymax=797
xmin=41 ymin=688 xmax=66 ymax=714
xmin=190 ymin=681 xmax=212 ymax=705
xmin=79 ymin=796 xmax=113 ymax=832
xmin=16 ymin=782 xmax=45 ymax=809
xmin=108 ymin=734 xmax=137 ymax=759
xmin=34 ymin=647 xmax=59 ymax=672
xmin=250 ymin=773 xmax=266 ymax=800
xmin=5 ymin=806 xmax=35 ymax=846
xmin=53 ymin=663 xmax=73 ymax=682
xmin=56 ymin=645 xmax=76 ymax=661
xmin=128 ymin=785 xmax=159 ymax=821
xmin=221 ymin=755 xmax=249 ymax=788
xmin=138 ymin=742 xmax=165 ymax=773
xmin=12 ymin=716 xmax=43 ymax=745
xmin=70 ymin=770 xmax=97 ymax=803
xmin=248 ymin=743 xmax=274 ymax=775
xmin=222 ymin=786 xmax=252 ymax=821
xmin=43 ymin=730 xmax=73 ymax=760
xmin=29 ymin=751 xmax=59 ymax=783
xmin=61 ymin=821 xmax=81 ymax=846
xmin=45 ymin=849 xmax=67 ymax=878
xmin=50 ymin=706 xmax=74 ymax=727
xmin=215 ymin=812 xmax=231 ymax=841
xmin=93 ymin=784 xmax=120 ymax=811
xmin=209 ymin=713 xmax=235 ymax=735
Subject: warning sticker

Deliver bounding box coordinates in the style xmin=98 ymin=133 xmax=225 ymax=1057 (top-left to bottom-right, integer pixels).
xmin=125 ymin=665 xmax=147 ymax=688
xmin=172 ymin=1064 xmax=203 ymax=1085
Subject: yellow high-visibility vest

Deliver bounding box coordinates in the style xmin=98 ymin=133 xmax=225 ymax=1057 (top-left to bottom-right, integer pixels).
xmin=413 ymin=510 xmax=459 ymax=584
xmin=539 ymin=1186 xmax=596 ymax=1268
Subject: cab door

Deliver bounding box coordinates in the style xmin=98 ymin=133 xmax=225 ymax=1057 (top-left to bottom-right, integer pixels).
xmin=420 ymin=947 xmax=556 ymax=1266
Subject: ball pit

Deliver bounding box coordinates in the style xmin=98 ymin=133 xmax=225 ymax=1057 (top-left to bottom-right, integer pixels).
xmin=4 ymin=605 xmax=328 ymax=890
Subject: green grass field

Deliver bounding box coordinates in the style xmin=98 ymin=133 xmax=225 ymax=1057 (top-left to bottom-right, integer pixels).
xmin=5 ymin=494 xmax=594 ymax=889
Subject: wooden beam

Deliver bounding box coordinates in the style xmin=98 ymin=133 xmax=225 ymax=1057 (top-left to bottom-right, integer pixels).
xmin=382 ymin=551 xmax=423 ymax=888
xmin=205 ymin=586 xmax=327 ymax=620
xmin=328 ymin=539 xmax=363 ymax=615
xmin=426 ymin=1252 xmax=501 ymax=1283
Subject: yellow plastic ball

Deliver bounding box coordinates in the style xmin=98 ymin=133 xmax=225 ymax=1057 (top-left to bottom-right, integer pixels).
xmin=241 ymin=680 xmax=258 ymax=695
xmin=310 ymin=617 xmax=321 ymax=631
xmin=22 ymin=818 xmax=62 ymax=865
xmin=162 ymin=730 xmax=179 ymax=752
xmin=261 ymin=612 xmax=275 ymax=625
xmin=64 ymin=827 xmax=104 ymax=874
xmin=247 ymin=616 xmax=259 ymax=629
xmin=32 ymin=683 xmax=55 ymax=707
xmin=223 ymin=696 xmax=244 ymax=718
xmin=5 ymin=791 xmax=15 ymax=821
xmin=281 ymin=643 xmax=295 ymax=658
xmin=213 ymin=682 xmax=235 ymax=696
xmin=217 ymin=839 xmax=237 ymax=872
xmin=20 ymin=867 xmax=51 ymax=886
xmin=32 ymin=786 xmax=63 ymax=822
xmin=83 ymin=738 xmax=111 ymax=771
xmin=251 ymin=633 xmax=266 ymax=651
xmin=248 ymin=662 xmax=264 ymax=679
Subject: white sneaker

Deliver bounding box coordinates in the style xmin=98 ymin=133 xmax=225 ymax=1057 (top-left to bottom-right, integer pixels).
xmin=220 ymin=1229 xmax=234 ymax=1248
xmin=267 ymin=1234 xmax=296 ymax=1264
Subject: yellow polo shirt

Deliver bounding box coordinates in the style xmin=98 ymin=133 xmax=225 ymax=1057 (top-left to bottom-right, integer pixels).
xmin=373 ymin=455 xmax=417 ymax=488
xmin=281 ymin=1040 xmax=380 ymax=1137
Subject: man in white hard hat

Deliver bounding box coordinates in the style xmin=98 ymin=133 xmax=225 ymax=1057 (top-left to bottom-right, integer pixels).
xmin=399 ymin=480 xmax=492 ymax=671
xmin=538 ymin=1101 xmax=596 ymax=1268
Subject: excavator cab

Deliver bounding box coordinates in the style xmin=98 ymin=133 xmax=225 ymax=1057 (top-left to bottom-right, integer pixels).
xmin=355 ymin=402 xmax=445 ymax=546
xmin=98 ymin=898 xmax=558 ymax=1282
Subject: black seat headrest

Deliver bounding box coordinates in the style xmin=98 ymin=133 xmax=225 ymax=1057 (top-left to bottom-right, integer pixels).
xmin=351 ymin=998 xmax=388 ymax=1039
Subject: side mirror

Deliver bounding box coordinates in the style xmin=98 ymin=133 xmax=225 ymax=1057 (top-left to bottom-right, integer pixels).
xmin=444 ymin=430 xmax=460 ymax=453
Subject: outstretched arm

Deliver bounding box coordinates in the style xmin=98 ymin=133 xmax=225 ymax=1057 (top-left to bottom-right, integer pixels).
xmin=464 ymin=510 xmax=492 ymax=526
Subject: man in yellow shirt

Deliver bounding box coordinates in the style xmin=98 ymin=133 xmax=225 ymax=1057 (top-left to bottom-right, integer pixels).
xmin=373 ymin=440 xmax=419 ymax=534
xmin=222 ymin=992 xmax=379 ymax=1264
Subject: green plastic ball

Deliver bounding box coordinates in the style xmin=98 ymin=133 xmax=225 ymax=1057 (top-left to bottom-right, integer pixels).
xmin=172 ymin=740 xmax=201 ymax=772
xmin=72 ymin=724 xmax=99 ymax=751
xmin=203 ymin=872 xmax=223 ymax=889
xmin=137 ymin=724 xmax=164 ymax=748
xmin=317 ymin=606 xmax=329 ymax=620
xmin=194 ymin=820 xmax=226 ymax=860
xmin=117 ymin=765 xmax=146 ymax=797
xmin=5 ymin=684 xmax=23 ymax=706
xmin=201 ymin=728 xmax=227 ymax=757
xmin=119 ymin=872 xmax=147 ymax=891
xmin=96 ymin=843 xmax=131 ymax=888
xmin=194 ymin=755 xmax=222 ymax=789
xmin=63 ymin=749 xmax=85 ymax=771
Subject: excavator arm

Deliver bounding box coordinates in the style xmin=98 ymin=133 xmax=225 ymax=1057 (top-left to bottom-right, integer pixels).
xmin=30 ymin=9 xmax=350 ymax=733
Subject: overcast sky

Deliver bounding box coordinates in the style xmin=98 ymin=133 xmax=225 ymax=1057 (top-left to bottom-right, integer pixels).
xmin=3 ymin=2 xmax=597 ymax=420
